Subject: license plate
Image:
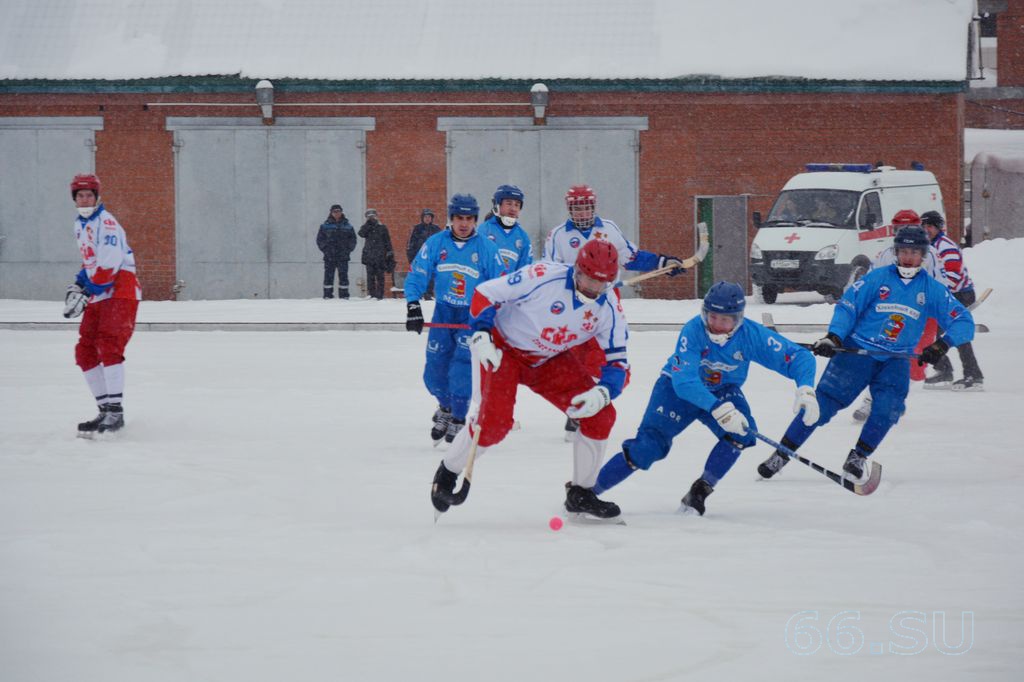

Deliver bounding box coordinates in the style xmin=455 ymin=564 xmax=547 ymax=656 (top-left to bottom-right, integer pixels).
xmin=770 ymin=259 xmax=800 ymax=269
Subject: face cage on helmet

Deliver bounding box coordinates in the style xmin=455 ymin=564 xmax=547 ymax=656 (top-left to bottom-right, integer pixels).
xmin=568 ymin=201 xmax=596 ymax=229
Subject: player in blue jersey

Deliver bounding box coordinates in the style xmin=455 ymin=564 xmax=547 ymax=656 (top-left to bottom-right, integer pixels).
xmin=404 ymin=194 xmax=506 ymax=445
xmin=592 ymin=281 xmax=819 ymax=515
xmin=757 ymin=226 xmax=975 ymax=482
xmin=477 ymin=184 xmax=533 ymax=272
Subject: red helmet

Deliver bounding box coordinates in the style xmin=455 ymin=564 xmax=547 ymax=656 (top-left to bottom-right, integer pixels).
xmin=891 ymin=209 xmax=920 ymax=226
xmin=565 ymin=185 xmax=597 ymax=229
xmin=70 ymin=173 xmax=101 ymax=198
xmin=575 ymin=239 xmax=619 ymax=283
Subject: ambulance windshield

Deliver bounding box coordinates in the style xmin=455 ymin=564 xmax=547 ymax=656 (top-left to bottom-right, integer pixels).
xmin=763 ymin=190 xmax=860 ymax=229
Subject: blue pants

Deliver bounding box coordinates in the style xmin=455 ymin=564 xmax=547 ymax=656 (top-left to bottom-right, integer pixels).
xmin=423 ymin=303 xmax=472 ymax=420
xmin=595 ymin=376 xmax=757 ymax=494
xmin=782 ymin=350 xmax=909 ymax=456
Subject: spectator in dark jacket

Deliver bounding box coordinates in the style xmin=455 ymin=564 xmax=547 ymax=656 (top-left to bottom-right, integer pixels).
xmin=316 ymin=204 xmax=357 ymax=298
xmin=406 ymin=208 xmax=440 ymax=299
xmin=359 ymin=209 xmax=396 ymax=300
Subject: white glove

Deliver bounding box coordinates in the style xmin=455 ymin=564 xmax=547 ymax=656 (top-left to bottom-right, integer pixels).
xmin=793 ymin=385 xmax=819 ymax=426
xmin=63 ymin=284 xmax=88 ymax=319
xmin=470 ymin=331 xmax=502 ymax=371
xmin=566 ymin=385 xmax=611 ymax=419
xmin=711 ymin=401 xmax=749 ymax=436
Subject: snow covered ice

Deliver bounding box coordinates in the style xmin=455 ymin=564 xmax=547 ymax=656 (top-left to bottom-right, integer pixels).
xmin=1 ymin=239 xmax=1022 ymax=681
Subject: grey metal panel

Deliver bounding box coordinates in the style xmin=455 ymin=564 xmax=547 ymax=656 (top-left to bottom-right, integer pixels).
xmin=173 ymin=120 xmax=368 ymax=299
xmin=711 ymin=196 xmax=750 ymax=290
xmin=0 ymin=121 xmax=98 ymax=299
xmin=167 ymin=117 xmax=375 ymax=130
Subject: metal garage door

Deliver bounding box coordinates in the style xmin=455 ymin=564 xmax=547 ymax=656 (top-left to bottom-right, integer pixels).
xmin=440 ymin=117 xmax=646 ymax=292
xmin=0 ymin=117 xmax=103 ymax=299
xmin=168 ymin=117 xmax=374 ymax=299
xmin=696 ymin=195 xmax=750 ymax=297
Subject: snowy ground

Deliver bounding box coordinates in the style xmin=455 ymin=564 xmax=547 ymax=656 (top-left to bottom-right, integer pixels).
xmin=2 ymin=239 xmax=1022 ymax=681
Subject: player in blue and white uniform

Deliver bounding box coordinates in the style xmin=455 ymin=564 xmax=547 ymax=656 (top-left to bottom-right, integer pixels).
xmin=592 ymin=281 xmax=818 ymax=515
xmin=757 ymin=226 xmax=975 ymax=483
xmin=477 ymin=184 xmax=533 ymax=272
xmin=404 ymin=194 xmax=505 ymax=445
xmin=431 ymin=240 xmax=630 ymax=521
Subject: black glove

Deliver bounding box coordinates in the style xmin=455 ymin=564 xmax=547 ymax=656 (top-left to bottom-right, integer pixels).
xmin=657 ymin=254 xmax=686 ymax=276
xmin=918 ymin=338 xmax=950 ymax=366
xmin=406 ymin=301 xmax=424 ymax=334
xmin=812 ymin=332 xmax=843 ymax=358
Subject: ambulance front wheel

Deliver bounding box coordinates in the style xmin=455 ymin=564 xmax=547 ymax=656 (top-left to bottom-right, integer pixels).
xmin=760 ymin=284 xmax=779 ymax=304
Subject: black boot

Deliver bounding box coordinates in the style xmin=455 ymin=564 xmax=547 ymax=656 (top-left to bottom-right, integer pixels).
xmin=445 ymin=418 xmax=465 ymax=444
xmin=680 ymin=478 xmax=714 ymax=516
xmin=431 ymin=460 xmax=458 ymax=513
xmin=757 ymin=451 xmax=790 ymax=479
xmin=431 ymin=407 xmax=452 ymax=443
xmin=98 ymin=403 xmax=124 ymax=434
xmin=843 ymin=449 xmax=869 ymax=482
xmin=564 ymin=482 xmax=621 ymax=519
xmin=77 ymin=405 xmax=108 ymax=437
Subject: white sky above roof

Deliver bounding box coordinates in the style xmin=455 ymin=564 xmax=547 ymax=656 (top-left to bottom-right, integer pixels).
xmin=0 ymin=0 xmax=976 ymax=82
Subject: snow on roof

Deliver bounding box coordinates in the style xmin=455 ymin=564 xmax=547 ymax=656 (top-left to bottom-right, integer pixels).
xmin=0 ymin=0 xmax=976 ymax=83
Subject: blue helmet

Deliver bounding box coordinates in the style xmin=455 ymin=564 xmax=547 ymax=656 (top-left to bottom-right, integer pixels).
xmin=702 ymin=281 xmax=746 ymax=343
xmin=893 ymin=225 xmax=929 ymax=252
xmin=493 ymin=184 xmax=525 ymax=208
xmin=448 ymin=193 xmax=480 ymax=220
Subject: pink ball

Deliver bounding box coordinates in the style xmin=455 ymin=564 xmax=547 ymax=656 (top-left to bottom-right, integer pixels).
xmin=549 ymin=516 xmax=564 ymax=531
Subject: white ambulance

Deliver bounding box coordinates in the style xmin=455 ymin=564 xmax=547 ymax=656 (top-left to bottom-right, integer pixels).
xmin=750 ymin=163 xmax=944 ymax=302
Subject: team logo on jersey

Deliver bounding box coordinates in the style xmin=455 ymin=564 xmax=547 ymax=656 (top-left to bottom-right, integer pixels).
xmin=540 ymin=326 xmax=578 ymax=346
xmin=515 ymin=239 xmax=523 ymax=249
xmin=487 ymin=234 xmax=496 ymax=241
xmin=439 ymin=249 xmax=448 ymax=262
xmin=733 ymin=351 xmax=744 ymax=361
xmin=550 ymin=301 xmax=565 ymax=315
xmin=881 ymin=314 xmax=906 ymax=342
xmin=916 ymin=292 xmax=926 ymax=305
xmin=471 ymin=252 xmax=479 ymax=264
xmin=450 ymin=272 xmax=466 ymax=298
xmin=569 ymin=237 xmax=581 ymax=248
xmin=703 ymin=369 xmax=723 ymax=385
xmin=878 ymin=285 xmax=890 ymax=301
xmin=594 ymin=231 xmax=606 ymax=241
xmin=529 ymin=263 xmax=547 ymax=279
xmin=103 ymin=218 xmax=115 ymax=226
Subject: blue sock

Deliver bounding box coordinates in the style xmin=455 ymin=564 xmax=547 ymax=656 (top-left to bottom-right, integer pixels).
xmin=701 ymin=440 xmax=742 ymax=487
xmin=594 ymin=453 xmax=634 ymax=495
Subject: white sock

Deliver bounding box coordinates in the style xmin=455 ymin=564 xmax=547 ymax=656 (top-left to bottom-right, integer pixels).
xmin=83 ymin=366 xmax=109 ymax=405
xmin=101 ymin=363 xmax=125 ymax=405
xmin=442 ymin=423 xmax=487 ymax=473
xmin=573 ymin=434 xmax=607 ymax=488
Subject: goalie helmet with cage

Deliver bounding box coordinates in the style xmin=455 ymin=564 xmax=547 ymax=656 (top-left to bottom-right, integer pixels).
xmin=565 ymin=185 xmax=597 ymax=230
xmin=573 ymin=239 xmax=618 ymax=302
xmin=492 ymin=184 xmax=525 ymax=227
xmin=702 ymin=281 xmax=746 ymax=345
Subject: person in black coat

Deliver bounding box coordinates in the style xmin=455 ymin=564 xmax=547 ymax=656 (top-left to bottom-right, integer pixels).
xmin=316 ymin=204 xmax=357 ymax=298
xmin=358 ymin=209 xmax=396 ymax=300
xmin=406 ymin=208 xmax=440 ymax=299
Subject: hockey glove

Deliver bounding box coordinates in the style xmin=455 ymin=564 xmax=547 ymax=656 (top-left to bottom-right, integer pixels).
xmin=406 ymin=301 xmax=424 ymax=334
xmin=657 ymin=254 xmax=686 ymax=276
xmin=566 ymin=385 xmax=611 ymax=419
xmin=811 ymin=332 xmax=843 ymax=358
xmin=470 ymin=330 xmax=502 ymax=371
xmin=63 ymin=283 xmax=88 ymax=319
xmin=793 ymin=385 xmax=819 ymax=426
xmin=711 ymin=401 xmax=749 ymax=436
xmin=918 ymin=337 xmax=950 ymax=366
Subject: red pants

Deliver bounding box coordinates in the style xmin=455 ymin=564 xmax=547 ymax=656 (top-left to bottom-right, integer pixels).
xmin=477 ymin=344 xmax=616 ymax=448
xmin=75 ymin=298 xmax=139 ymax=371
xmin=911 ymin=318 xmax=938 ymax=381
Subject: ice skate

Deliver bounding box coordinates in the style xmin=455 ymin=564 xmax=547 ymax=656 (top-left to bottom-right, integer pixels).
xmin=852 ymin=395 xmax=872 ymax=422
xmin=923 ymin=371 xmax=953 ymax=390
xmin=756 ymin=451 xmax=790 ymax=480
xmin=97 ymin=404 xmax=124 ymax=435
xmin=431 ymin=407 xmax=452 ymax=445
xmin=76 ymin=405 xmax=108 ymax=439
xmin=563 ymin=416 xmax=579 ymax=442
xmin=951 ymin=376 xmax=984 ymax=392
xmin=564 ymin=482 xmax=623 ymax=524
xmin=445 ymin=418 xmax=465 ymax=444
xmin=842 ymin=449 xmax=870 ymax=484
xmin=679 ymin=478 xmax=714 ymax=516
xmin=431 ymin=460 xmax=458 ymax=515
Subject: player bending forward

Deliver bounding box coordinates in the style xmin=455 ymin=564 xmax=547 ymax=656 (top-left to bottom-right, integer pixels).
xmin=431 ymin=240 xmax=630 ymax=522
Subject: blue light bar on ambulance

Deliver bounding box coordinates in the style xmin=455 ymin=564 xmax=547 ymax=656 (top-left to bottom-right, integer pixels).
xmin=804 ymin=163 xmax=874 ymax=173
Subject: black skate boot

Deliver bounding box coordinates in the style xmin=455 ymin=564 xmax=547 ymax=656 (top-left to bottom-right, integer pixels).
xmin=923 ymin=371 xmax=953 ymax=390
xmin=680 ymin=478 xmax=714 ymax=516
xmin=77 ymin=405 xmax=108 ymax=439
xmin=564 ymin=482 xmax=621 ymax=521
xmin=431 ymin=407 xmax=452 ymax=444
xmin=757 ymin=451 xmax=790 ymax=480
xmin=951 ymin=375 xmax=984 ymax=392
xmin=431 ymin=460 xmax=458 ymax=513
xmin=842 ymin=449 xmax=869 ymax=483
xmin=97 ymin=404 xmax=124 ymax=435
xmin=563 ymin=416 xmax=579 ymax=442
xmin=445 ymin=418 xmax=465 ymax=444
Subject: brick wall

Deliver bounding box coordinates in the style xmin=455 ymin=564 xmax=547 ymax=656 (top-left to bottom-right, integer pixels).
xmin=1 ymin=88 xmax=963 ymax=299
xmin=998 ymin=1 xmax=1024 ymax=87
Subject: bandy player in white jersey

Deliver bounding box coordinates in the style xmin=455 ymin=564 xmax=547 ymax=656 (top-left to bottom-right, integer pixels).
xmin=63 ymin=173 xmax=142 ymax=438
xmin=430 ymin=240 xmax=629 ymax=522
